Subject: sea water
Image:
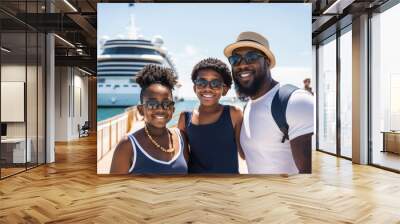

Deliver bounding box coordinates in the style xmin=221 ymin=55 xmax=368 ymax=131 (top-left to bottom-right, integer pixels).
xmin=97 ymin=99 xmax=246 ymax=127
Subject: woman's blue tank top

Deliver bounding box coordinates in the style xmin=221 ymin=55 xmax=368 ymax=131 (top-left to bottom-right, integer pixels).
xmin=128 ymin=128 xmax=188 ymax=174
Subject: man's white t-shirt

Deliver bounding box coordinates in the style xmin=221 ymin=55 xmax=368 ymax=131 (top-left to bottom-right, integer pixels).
xmin=240 ymin=83 xmax=314 ymax=174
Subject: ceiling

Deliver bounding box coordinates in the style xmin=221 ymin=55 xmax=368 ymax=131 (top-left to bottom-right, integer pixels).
xmin=0 ymin=0 xmax=394 ymax=74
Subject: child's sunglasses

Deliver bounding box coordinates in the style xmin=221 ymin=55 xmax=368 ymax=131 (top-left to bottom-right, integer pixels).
xmin=143 ymin=100 xmax=175 ymax=110
xmin=228 ymin=51 xmax=265 ymax=66
xmin=194 ymin=78 xmax=224 ymax=90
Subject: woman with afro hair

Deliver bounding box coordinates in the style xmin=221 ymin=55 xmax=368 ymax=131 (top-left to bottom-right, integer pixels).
xmin=111 ymin=64 xmax=188 ymax=174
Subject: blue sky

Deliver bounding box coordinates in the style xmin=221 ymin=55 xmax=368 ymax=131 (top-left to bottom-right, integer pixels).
xmin=98 ymin=3 xmax=312 ymax=98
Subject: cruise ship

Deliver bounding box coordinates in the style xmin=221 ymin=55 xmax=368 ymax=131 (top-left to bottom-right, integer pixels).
xmin=97 ymin=37 xmax=178 ymax=106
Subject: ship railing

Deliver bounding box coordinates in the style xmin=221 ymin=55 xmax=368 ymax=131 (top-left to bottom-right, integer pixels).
xmin=97 ymin=106 xmax=144 ymax=174
xmin=97 ymin=106 xmax=182 ymax=174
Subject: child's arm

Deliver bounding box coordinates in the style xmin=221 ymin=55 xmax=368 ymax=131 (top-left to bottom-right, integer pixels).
xmin=179 ymin=129 xmax=190 ymax=163
xmin=177 ymin=112 xmax=191 ymax=163
xmin=177 ymin=112 xmax=186 ymax=132
xmin=110 ymin=136 xmax=133 ymax=174
xmin=230 ymin=106 xmax=245 ymax=160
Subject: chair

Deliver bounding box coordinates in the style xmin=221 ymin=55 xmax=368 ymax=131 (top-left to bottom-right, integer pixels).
xmin=79 ymin=121 xmax=90 ymax=138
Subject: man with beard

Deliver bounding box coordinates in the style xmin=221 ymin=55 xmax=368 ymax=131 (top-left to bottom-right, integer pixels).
xmin=224 ymin=31 xmax=314 ymax=174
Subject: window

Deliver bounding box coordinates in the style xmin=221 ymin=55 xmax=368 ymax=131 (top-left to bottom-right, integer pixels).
xmin=318 ymin=36 xmax=337 ymax=155
xmin=0 ymin=1 xmax=46 ymax=179
xmin=340 ymin=28 xmax=352 ymax=158
xmin=103 ymin=47 xmax=160 ymax=55
xmin=371 ymin=3 xmax=400 ymax=171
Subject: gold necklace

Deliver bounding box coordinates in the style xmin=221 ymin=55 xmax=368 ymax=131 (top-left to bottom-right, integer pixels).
xmin=144 ymin=124 xmax=174 ymax=153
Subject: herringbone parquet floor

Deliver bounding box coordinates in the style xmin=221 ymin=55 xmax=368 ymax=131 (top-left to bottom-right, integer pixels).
xmin=1 ymin=135 xmax=400 ymax=223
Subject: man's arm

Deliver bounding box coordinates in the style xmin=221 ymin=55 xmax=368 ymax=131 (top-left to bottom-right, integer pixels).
xmin=290 ymin=133 xmax=312 ymax=173
xmin=230 ymin=106 xmax=245 ymax=159
xmin=286 ymin=90 xmax=314 ymax=174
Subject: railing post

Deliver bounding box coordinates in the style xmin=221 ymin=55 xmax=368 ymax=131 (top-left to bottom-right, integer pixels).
xmin=108 ymin=121 xmax=111 ymax=153
xmin=116 ymin=121 xmax=119 ymax=147
xmin=97 ymin=106 xmax=140 ymax=172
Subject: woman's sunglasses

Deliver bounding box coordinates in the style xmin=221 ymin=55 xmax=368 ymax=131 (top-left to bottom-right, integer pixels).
xmin=228 ymin=51 xmax=265 ymax=66
xmin=143 ymin=100 xmax=175 ymax=110
xmin=194 ymin=78 xmax=224 ymax=90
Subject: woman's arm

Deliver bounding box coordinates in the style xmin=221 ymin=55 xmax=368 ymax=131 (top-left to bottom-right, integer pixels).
xmin=230 ymin=106 xmax=245 ymax=160
xmin=110 ymin=136 xmax=133 ymax=174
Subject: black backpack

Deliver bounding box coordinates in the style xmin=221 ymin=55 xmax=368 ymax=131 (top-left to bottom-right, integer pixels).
xmin=244 ymin=84 xmax=299 ymax=143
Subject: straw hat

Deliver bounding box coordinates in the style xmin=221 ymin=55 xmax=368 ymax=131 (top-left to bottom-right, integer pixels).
xmin=224 ymin=31 xmax=276 ymax=68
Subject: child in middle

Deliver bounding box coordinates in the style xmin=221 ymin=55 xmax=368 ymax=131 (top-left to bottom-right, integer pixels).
xmin=177 ymin=58 xmax=244 ymax=174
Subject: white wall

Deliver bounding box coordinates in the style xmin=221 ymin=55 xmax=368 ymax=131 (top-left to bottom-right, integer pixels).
xmin=55 ymin=66 xmax=69 ymax=141
xmin=1 ymin=65 xmax=26 ymax=140
xmin=54 ymin=66 xmax=89 ymax=141
xmin=1 ymin=63 xmax=46 ymax=163
xmin=72 ymin=72 xmax=89 ymax=138
xmin=1 ymin=65 xmax=34 ymax=138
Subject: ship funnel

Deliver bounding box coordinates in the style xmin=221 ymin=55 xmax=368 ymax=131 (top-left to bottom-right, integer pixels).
xmin=127 ymin=14 xmax=139 ymax=39
xmin=152 ymin=35 xmax=164 ymax=47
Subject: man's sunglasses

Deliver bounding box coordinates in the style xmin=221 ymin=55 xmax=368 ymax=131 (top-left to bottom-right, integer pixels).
xmin=142 ymin=100 xmax=175 ymax=110
xmin=194 ymin=78 xmax=224 ymax=90
xmin=228 ymin=51 xmax=265 ymax=66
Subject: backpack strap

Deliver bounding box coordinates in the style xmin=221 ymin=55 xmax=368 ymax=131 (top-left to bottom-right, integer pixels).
xmin=271 ymin=84 xmax=299 ymax=143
